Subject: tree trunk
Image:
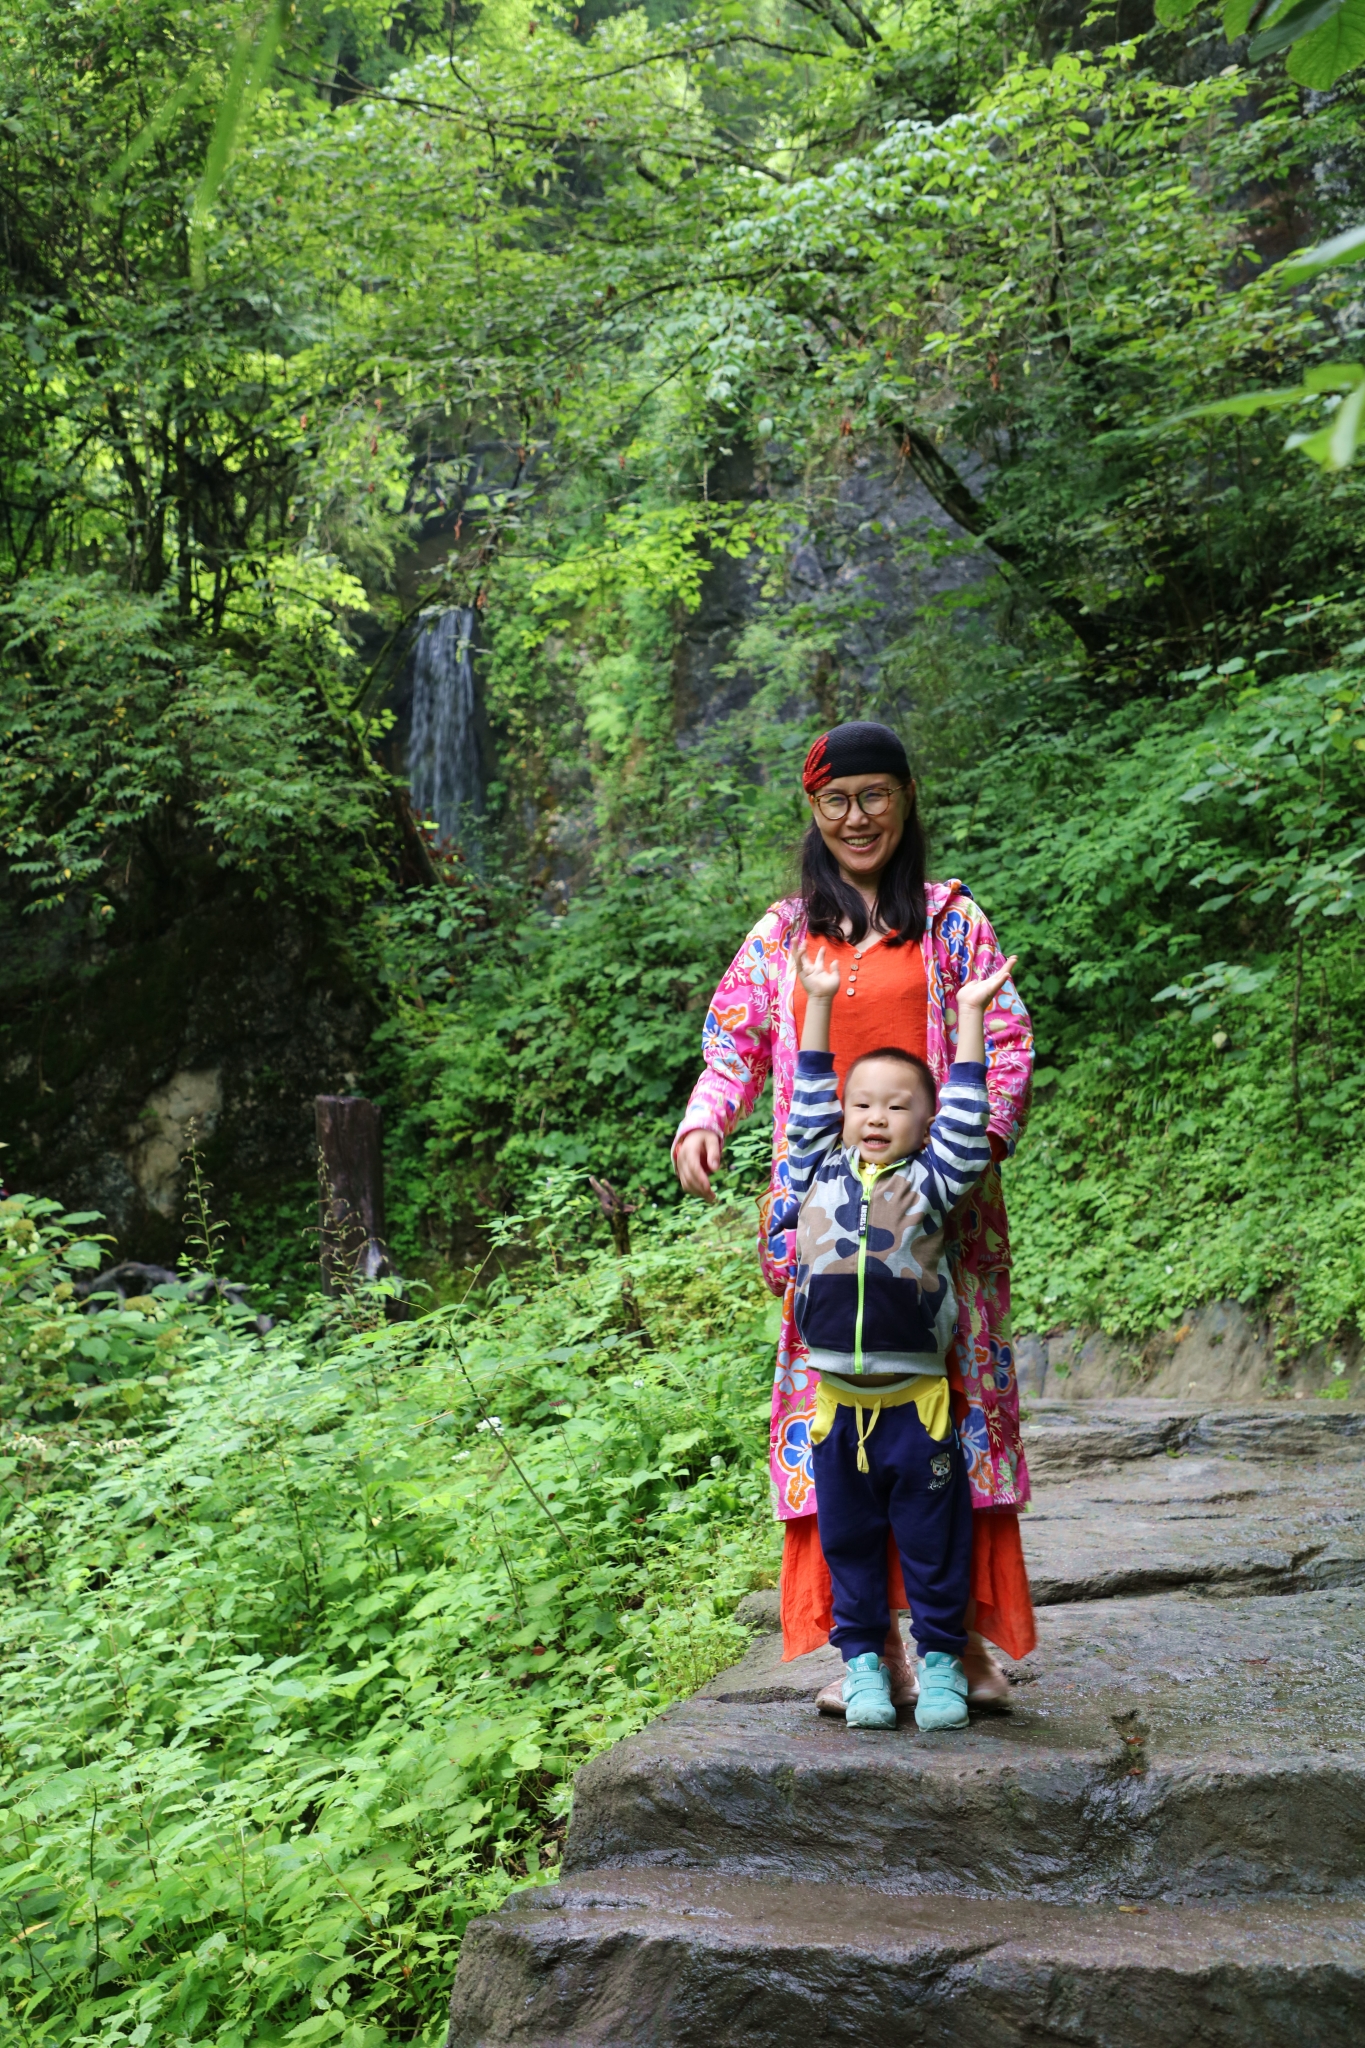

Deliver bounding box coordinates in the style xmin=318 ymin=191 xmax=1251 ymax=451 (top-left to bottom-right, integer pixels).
xmin=314 ymin=1094 xmax=389 ymax=1293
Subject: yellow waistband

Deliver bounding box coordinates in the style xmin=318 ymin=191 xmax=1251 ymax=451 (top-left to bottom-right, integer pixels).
xmin=809 ymin=1374 xmax=952 ymax=1473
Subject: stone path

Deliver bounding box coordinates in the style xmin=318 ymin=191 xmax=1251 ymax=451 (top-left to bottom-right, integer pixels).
xmin=446 ymin=1404 xmax=1365 ymax=2044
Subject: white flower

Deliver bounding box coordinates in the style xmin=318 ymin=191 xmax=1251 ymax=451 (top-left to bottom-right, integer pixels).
xmin=476 ymin=1416 xmax=503 ymax=1434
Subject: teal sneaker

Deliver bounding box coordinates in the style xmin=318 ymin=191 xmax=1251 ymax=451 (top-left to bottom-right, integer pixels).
xmin=914 ymin=1651 xmax=969 ymax=1730
xmin=841 ymin=1651 xmax=897 ymax=1729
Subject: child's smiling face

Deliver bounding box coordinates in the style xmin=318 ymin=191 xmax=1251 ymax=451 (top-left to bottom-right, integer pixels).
xmin=841 ymin=1055 xmax=934 ymax=1166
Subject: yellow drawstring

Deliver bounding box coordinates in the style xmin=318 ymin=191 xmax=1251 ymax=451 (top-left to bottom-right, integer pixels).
xmin=810 ymin=1376 xmax=951 ymax=1463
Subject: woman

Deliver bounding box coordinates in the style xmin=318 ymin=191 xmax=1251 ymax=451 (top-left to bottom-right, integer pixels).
xmin=674 ymin=720 xmax=1035 ymax=1703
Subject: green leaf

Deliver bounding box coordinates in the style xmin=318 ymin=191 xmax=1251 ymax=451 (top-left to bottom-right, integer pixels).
xmin=1277 ymin=222 xmax=1365 ymax=282
xmin=1328 ymin=376 xmax=1365 ymax=468
xmin=1285 ymin=0 xmax=1365 ymax=79
xmin=1285 ymin=376 xmax=1365 ymax=467
xmin=188 ymin=1 xmax=288 ymax=290
xmin=1305 ymin=363 xmax=1365 ymax=393
xmin=1155 ymin=0 xmax=1202 ymax=19
xmin=660 ymin=1428 xmax=707 ymax=1458
xmin=1185 ymin=386 xmax=1310 ymax=420
xmin=376 ymin=1801 xmax=425 ymax=1828
xmin=1248 ymin=0 xmax=1345 ymax=61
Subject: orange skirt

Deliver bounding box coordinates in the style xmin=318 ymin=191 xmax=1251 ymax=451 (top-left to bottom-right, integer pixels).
xmin=780 ymin=1509 xmax=1036 ymax=1663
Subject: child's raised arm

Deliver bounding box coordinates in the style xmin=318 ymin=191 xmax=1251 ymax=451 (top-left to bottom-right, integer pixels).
xmin=910 ymin=957 xmax=1020 ymax=1223
xmin=955 ymin=956 xmax=1018 ymax=1066
xmin=786 ymin=943 xmax=846 ymax=1198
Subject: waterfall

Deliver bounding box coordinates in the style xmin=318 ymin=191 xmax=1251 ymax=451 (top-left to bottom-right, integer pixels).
xmin=407 ymin=606 xmax=481 ymax=847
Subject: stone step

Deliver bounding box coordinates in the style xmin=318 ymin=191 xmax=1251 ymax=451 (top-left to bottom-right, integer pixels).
xmin=447 ymin=1405 xmax=1365 ymax=2039
xmin=445 ymin=1869 xmax=1365 ymax=2047
xmin=1022 ymin=1399 xmax=1365 ymax=1478
xmin=1023 ymin=1442 xmax=1365 ymax=1604
xmin=567 ymin=1587 xmax=1365 ymax=1903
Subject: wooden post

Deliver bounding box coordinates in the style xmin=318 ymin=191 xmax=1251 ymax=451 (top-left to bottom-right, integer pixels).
xmin=314 ymin=1095 xmax=389 ymax=1294
xmin=587 ymin=1175 xmax=635 ymax=1257
xmin=587 ymin=1175 xmax=650 ymax=1345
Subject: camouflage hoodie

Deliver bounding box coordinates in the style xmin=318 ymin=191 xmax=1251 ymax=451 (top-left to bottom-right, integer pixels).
xmin=787 ymin=1051 xmax=991 ymax=1392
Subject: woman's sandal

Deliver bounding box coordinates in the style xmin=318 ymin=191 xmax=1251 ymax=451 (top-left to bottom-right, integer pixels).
xmin=964 ymin=1632 xmax=1013 ymax=1708
xmin=817 ymin=1626 xmax=918 ymax=1716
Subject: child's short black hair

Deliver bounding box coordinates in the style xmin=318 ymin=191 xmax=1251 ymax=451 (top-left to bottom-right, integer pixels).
xmin=844 ymin=1045 xmax=936 ymax=1108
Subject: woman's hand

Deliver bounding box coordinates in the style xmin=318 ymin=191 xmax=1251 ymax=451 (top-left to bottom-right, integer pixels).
xmin=675 ymin=1128 xmax=723 ymax=1203
xmin=955 ymin=956 xmax=1018 ymax=1067
xmin=794 ymin=943 xmax=840 ymax=1003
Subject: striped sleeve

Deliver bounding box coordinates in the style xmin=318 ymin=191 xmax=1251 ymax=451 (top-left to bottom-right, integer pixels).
xmin=784 ymin=1051 xmax=845 ymax=1201
xmin=915 ymin=1060 xmax=992 ymax=1224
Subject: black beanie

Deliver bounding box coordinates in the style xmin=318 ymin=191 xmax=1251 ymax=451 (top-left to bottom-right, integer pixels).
xmin=802 ymin=721 xmax=910 ymax=792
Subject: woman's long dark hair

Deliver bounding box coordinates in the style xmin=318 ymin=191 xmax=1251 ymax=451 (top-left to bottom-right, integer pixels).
xmin=800 ymin=788 xmax=928 ymax=948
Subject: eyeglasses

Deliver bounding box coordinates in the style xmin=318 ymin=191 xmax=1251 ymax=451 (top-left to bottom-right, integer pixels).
xmin=811 ymin=783 xmax=902 ymax=822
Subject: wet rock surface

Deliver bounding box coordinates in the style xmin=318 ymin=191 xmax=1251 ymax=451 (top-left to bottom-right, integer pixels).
xmin=1021 ymin=1397 xmax=1365 ymax=1477
xmin=448 ymin=1876 xmax=1365 ymax=2047
xmin=1023 ymin=1431 xmax=1365 ymax=1602
xmin=447 ymin=1405 xmax=1365 ymax=2044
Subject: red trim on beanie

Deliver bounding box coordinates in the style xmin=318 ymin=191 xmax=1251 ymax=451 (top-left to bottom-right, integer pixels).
xmin=801 ymin=735 xmax=832 ymax=792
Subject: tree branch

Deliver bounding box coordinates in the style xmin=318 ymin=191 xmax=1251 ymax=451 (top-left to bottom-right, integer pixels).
xmin=787 ymin=0 xmax=881 ymax=50
xmin=892 ymin=422 xmax=1108 ymax=657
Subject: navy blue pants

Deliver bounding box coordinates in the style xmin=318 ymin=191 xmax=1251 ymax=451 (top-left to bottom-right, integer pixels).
xmin=812 ymin=1398 xmax=972 ymax=1661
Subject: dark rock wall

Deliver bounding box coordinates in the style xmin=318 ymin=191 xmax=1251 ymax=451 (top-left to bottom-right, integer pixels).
xmin=670 ymin=439 xmax=989 ymax=742
xmin=0 ymin=865 xmax=373 ymax=1261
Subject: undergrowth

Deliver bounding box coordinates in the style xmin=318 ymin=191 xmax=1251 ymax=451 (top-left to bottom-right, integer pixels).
xmin=0 ymin=1179 xmax=779 ymax=2046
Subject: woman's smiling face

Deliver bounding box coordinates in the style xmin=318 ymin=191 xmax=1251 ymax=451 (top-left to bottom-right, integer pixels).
xmin=809 ymin=773 xmax=911 ymax=886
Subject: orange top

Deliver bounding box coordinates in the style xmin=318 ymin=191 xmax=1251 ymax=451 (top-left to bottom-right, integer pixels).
xmin=792 ymin=932 xmax=929 ymax=1090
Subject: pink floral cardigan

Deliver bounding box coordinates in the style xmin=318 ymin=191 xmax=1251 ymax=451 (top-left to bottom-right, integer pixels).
xmin=674 ymin=883 xmax=1034 ymax=1520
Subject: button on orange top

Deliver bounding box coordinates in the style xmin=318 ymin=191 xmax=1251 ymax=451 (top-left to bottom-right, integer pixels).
xmin=793 ymin=933 xmax=929 ymax=1093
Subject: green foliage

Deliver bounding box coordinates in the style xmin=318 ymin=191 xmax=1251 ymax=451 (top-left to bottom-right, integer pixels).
xmin=0 ymin=1194 xmax=193 ymax=1432
xmin=0 ymin=1178 xmax=777 ymax=2044
xmin=1156 ymin=0 xmax=1365 ymax=89
xmin=0 ymin=574 xmax=385 ymax=916
xmin=5 ymin=0 xmax=1365 ymax=942
xmin=366 ymin=840 xmax=790 ymax=1267
xmin=1184 ymin=226 xmax=1365 ymax=472
xmin=1008 ymin=936 xmax=1365 ymax=1349
xmin=932 ymin=631 xmax=1365 ymax=1022
xmin=907 ymin=598 xmax=1365 ymax=1348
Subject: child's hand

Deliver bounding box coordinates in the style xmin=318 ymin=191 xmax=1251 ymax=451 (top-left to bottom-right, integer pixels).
xmin=958 ymin=956 xmax=1018 ymax=1012
xmin=795 ymin=943 xmax=840 ymax=1003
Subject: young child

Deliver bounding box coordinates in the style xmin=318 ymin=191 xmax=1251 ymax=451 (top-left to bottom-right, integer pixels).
xmin=787 ymin=943 xmax=1019 ymax=1731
